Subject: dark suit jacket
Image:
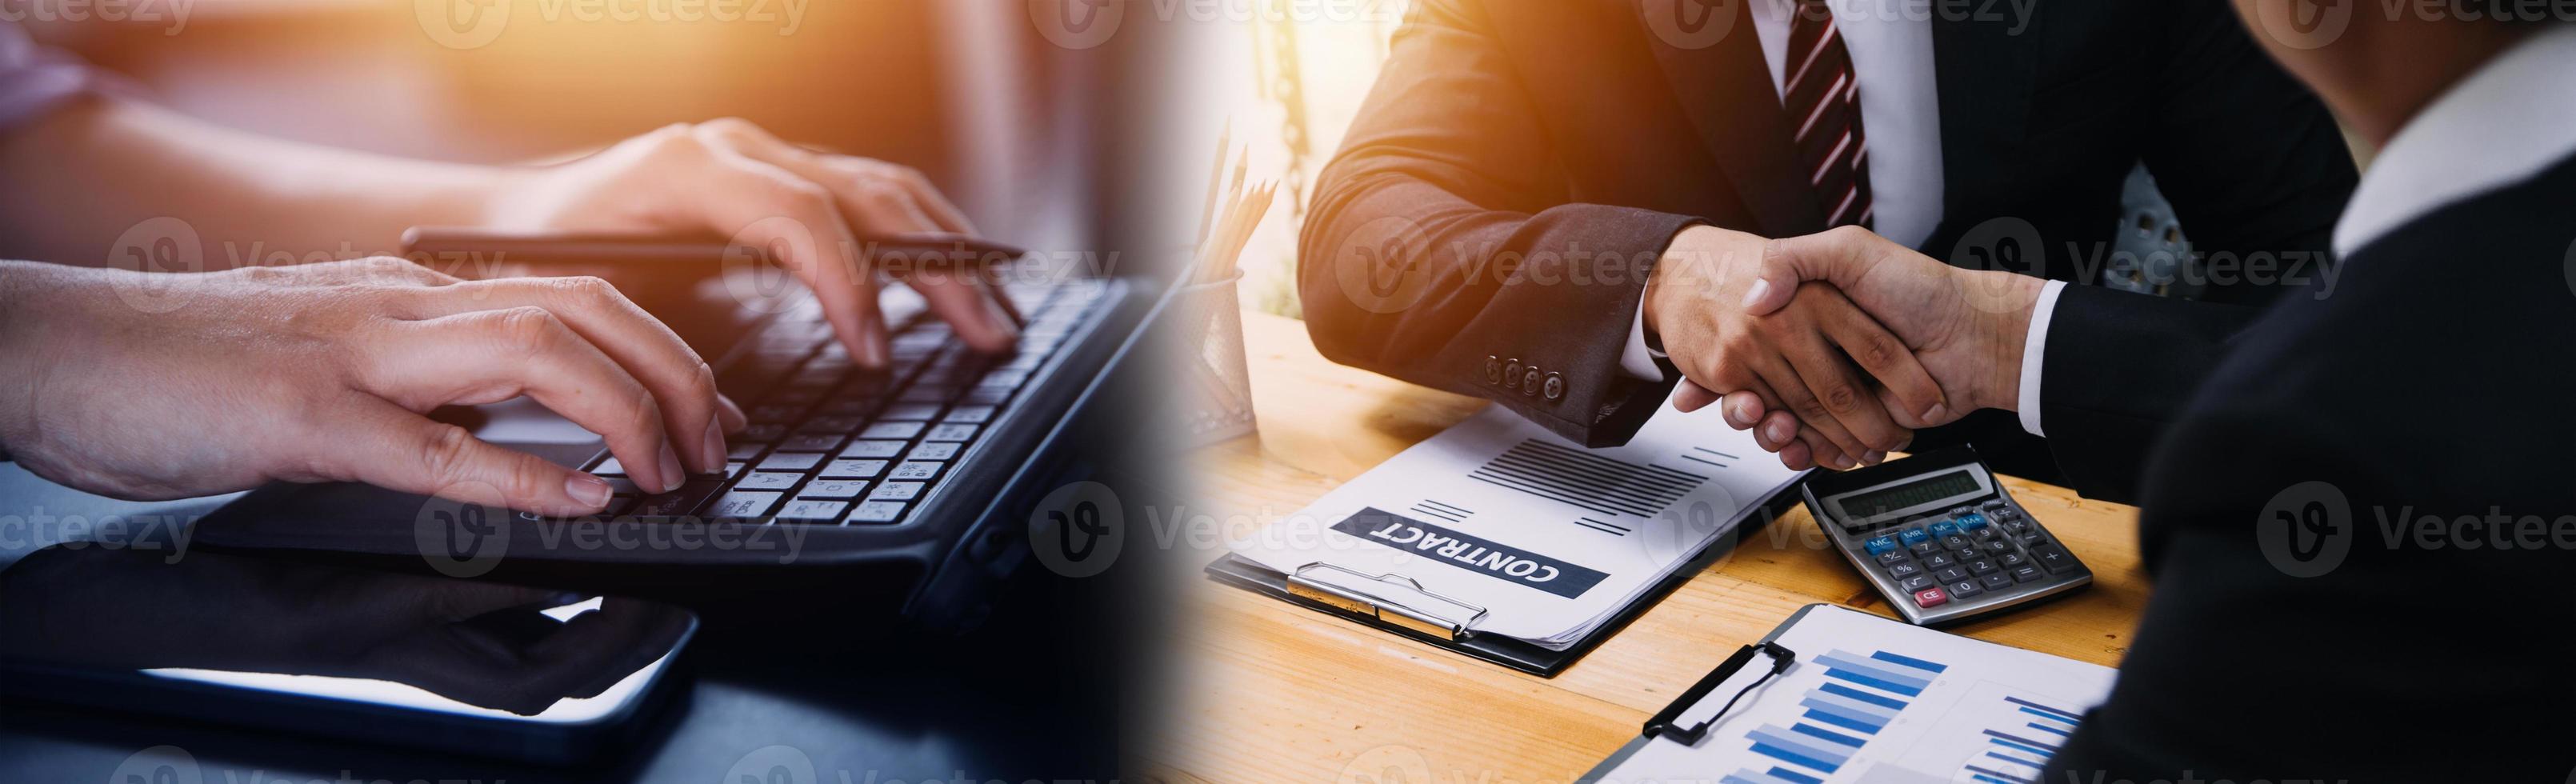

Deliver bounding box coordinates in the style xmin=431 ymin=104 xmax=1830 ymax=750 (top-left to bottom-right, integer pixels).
xmin=2046 ymin=151 xmax=2576 ymax=782
xmin=1298 ymin=0 xmax=2354 ymax=502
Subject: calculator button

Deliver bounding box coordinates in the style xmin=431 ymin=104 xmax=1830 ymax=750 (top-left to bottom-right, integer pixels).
xmin=1922 ymin=552 xmax=1957 ymax=570
xmin=1979 ymin=540 xmax=2014 ymax=557
xmin=1947 ymin=579 xmax=1984 ymax=599
xmin=1999 ymin=519 xmax=2030 ymax=534
xmin=1873 ymin=550 xmax=1910 ymax=567
xmin=1907 ymin=542 xmax=1941 ymax=557
xmin=1912 ymin=587 xmax=1950 ymax=607
xmin=2018 ymin=530 xmax=2050 ymax=545
xmin=1958 ymin=514 xmax=1989 ymax=530
xmin=1998 ymin=551 xmax=2029 ymax=569
xmin=1934 ymin=566 xmax=1969 ymax=583
xmin=1941 ymin=534 xmax=1974 ymax=551
xmin=1863 ymin=535 xmax=1899 ymax=556
xmin=1950 ymin=506 xmax=1978 ymax=519
xmin=1929 ymin=521 xmax=1962 ymax=538
xmin=1980 ymin=500 xmax=2007 ymax=511
xmin=1966 ymin=558 xmax=1999 ymax=576
xmin=1898 ymin=527 xmax=1930 ymax=546
xmin=1897 ymin=575 xmax=1934 ymax=593
xmin=1980 ymin=573 xmax=2017 ymax=591
xmin=2032 ymin=545 xmax=2078 ymax=574
xmin=2010 ymin=565 xmax=2046 ymax=583
xmin=1970 ymin=526 xmax=2001 ymax=541
xmin=1887 ymin=561 xmax=1925 ymax=579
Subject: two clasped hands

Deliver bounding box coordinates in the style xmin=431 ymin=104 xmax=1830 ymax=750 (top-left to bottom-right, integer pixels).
xmin=1642 ymin=224 xmax=2043 ymax=472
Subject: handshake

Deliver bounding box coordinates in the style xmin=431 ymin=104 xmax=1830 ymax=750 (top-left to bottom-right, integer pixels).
xmin=1645 ymin=225 xmax=2048 ymax=471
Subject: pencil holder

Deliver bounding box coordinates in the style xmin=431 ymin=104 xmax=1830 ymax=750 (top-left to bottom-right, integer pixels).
xmin=1174 ymin=270 xmax=1258 ymax=446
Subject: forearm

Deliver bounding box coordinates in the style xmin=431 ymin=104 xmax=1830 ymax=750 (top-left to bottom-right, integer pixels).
xmin=0 ymin=98 xmax=518 ymax=267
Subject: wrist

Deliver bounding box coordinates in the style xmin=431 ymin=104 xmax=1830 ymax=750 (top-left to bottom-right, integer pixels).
xmin=1962 ymin=271 xmax=2046 ymax=413
xmin=1646 ymin=224 xmax=1747 ymax=342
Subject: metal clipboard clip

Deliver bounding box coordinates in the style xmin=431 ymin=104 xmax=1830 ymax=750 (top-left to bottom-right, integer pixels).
xmin=1642 ymin=641 xmax=1798 ymax=746
xmin=1284 ymin=562 xmax=1490 ymax=641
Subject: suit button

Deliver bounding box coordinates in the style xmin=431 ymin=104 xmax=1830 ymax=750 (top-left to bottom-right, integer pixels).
xmin=1521 ymin=368 xmax=1542 ymax=396
xmin=1502 ymin=359 xmax=1522 ymax=391
xmin=1484 ymin=355 xmax=1502 ymax=385
xmin=1542 ymin=372 xmax=1565 ymax=402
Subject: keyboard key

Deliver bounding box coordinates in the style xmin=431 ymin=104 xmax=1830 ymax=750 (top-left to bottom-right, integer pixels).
xmin=778 ymin=434 xmax=842 ymax=452
xmin=1922 ymin=552 xmax=1956 ymax=569
xmin=1947 ymin=579 xmax=1984 ymax=599
xmin=736 ymin=472 xmax=802 ymax=491
xmin=862 ymin=422 xmax=923 ymax=440
xmin=1957 ymin=513 xmax=1990 ymax=530
xmin=630 ymin=480 xmax=726 ymax=517
xmin=1998 ymin=552 xmax=2030 ymax=569
xmin=1897 ymin=574 xmax=1934 ymax=593
xmin=738 ymin=424 xmax=787 ymax=442
xmin=722 ymin=462 xmax=746 ymax=478
xmin=776 ymin=500 xmax=848 ymax=525
xmin=1933 ymin=566 xmax=1969 ymax=583
xmin=960 ymin=387 xmax=1013 ymax=406
xmin=814 ymin=398 xmax=875 ymax=418
xmin=1906 ymin=541 xmax=1940 ymax=557
xmin=1897 ymin=527 xmax=1929 ymax=546
xmin=798 ymin=479 xmax=869 ymax=499
xmin=822 ymin=459 xmax=888 ymax=479
xmin=907 ymin=442 xmax=960 ymax=461
xmin=898 ymin=386 xmax=951 ymax=403
xmin=1887 ymin=561 xmax=1923 ymax=579
xmin=711 ymin=490 xmax=782 ymax=519
xmin=850 ymin=501 xmax=908 ymax=524
xmin=1966 ymin=558 xmax=1999 ymax=576
xmin=1872 ymin=550 xmax=1909 ymax=567
xmin=869 ymin=482 xmax=925 ymax=501
xmin=890 ymin=462 xmax=942 ymax=481
xmin=1980 ymin=573 xmax=2017 ymax=591
xmin=758 ymin=452 xmax=824 ymax=471
xmin=1911 ymin=587 xmax=1949 ymax=608
xmin=1941 ymin=534 xmax=1974 ymax=551
xmin=1862 ymin=535 xmax=1898 ymax=556
xmin=2010 ymin=565 xmax=2046 ymax=583
xmin=944 ymin=406 xmax=995 ymax=423
xmin=726 ymin=442 xmax=770 ymax=461
xmin=925 ymin=423 xmax=978 ymax=442
xmin=801 ymin=416 xmax=866 ymax=434
xmin=1928 ymin=520 xmax=1962 ymax=538
xmin=840 ymin=440 xmax=906 ymax=458
xmin=880 ymin=403 xmax=942 ymax=421
xmin=2032 ymin=545 xmax=2078 ymax=574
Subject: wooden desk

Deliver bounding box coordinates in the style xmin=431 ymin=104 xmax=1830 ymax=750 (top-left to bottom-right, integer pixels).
xmin=1144 ymin=310 xmax=2152 ymax=783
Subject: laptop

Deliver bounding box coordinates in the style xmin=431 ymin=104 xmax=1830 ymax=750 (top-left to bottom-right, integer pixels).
xmin=194 ymin=251 xmax=1169 ymax=626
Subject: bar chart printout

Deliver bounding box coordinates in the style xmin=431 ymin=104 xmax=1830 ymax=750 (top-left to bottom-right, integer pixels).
xmin=1719 ymin=649 xmax=1946 ymax=784
xmin=1957 ymin=694 xmax=2084 ymax=783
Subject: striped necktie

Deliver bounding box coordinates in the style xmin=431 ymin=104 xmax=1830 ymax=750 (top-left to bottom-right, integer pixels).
xmin=1782 ymin=0 xmax=1873 ymax=229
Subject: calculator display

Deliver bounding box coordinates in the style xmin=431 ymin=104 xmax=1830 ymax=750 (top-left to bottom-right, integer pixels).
xmin=1838 ymin=470 xmax=1980 ymax=518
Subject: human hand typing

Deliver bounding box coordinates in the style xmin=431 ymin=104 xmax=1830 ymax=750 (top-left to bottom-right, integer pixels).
xmin=0 ymin=257 xmax=743 ymax=516
xmin=1647 ymin=225 xmax=1946 ymax=470
xmin=490 ymin=118 xmax=1022 ymax=367
xmin=1677 ymin=226 xmax=2045 ymax=470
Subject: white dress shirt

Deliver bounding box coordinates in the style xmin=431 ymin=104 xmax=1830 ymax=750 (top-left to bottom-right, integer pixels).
xmin=1622 ymin=2 xmax=1946 ymax=379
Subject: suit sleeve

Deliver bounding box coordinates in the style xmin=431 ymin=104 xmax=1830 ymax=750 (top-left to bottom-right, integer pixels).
xmin=2137 ymin=0 xmax=2355 ymax=307
xmin=1296 ymin=0 xmax=1697 ymax=447
xmin=2036 ymin=286 xmax=2262 ymax=503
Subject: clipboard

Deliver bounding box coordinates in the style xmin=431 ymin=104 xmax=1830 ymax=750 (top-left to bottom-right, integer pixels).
xmin=1575 ymin=602 xmax=1831 ymax=781
xmin=1202 ymin=481 xmax=1806 ymax=677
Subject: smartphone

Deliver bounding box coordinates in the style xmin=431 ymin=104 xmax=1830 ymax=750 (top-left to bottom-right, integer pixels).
xmin=0 ymin=546 xmax=696 ymax=765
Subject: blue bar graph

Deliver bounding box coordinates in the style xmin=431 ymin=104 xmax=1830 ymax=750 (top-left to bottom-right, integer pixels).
xmin=1734 ymin=649 xmax=1946 ymax=779
xmin=1955 ymin=694 xmax=2086 ymax=784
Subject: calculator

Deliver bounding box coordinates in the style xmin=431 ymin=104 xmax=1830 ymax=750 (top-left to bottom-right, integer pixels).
xmin=1798 ymin=447 xmax=2091 ymax=625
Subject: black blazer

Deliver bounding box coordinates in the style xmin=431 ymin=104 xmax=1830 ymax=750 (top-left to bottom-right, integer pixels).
xmin=1298 ymin=0 xmax=2354 ymax=501
xmin=2047 ymin=151 xmax=2576 ymax=782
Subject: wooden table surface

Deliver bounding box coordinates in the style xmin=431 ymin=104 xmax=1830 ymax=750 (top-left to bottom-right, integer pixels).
xmin=1142 ymin=310 xmax=2151 ymax=783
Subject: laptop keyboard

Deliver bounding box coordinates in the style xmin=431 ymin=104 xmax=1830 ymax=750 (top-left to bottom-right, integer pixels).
xmin=582 ymin=278 xmax=1110 ymax=526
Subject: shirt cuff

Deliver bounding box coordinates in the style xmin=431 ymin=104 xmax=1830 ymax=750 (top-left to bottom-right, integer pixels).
xmin=2016 ymin=280 xmax=2068 ymax=437
xmin=1620 ymin=286 xmax=1666 ymax=380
